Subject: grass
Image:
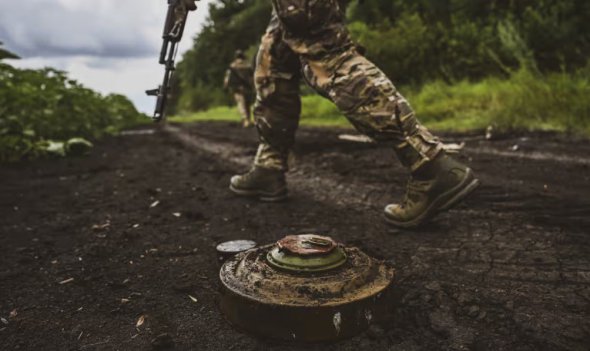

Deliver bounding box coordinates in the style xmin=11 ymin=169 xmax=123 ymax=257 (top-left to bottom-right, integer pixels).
xmin=170 ymin=96 xmax=350 ymax=128
xmin=170 ymin=105 xmax=240 ymax=124
xmin=410 ymin=69 xmax=590 ymax=134
xmin=171 ymin=69 xmax=590 ymax=136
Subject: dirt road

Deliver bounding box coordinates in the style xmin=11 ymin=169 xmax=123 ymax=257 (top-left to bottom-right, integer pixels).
xmin=1 ymin=122 xmax=589 ymax=350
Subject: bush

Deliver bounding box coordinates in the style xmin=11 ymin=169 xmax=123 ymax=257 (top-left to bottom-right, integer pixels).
xmin=173 ymin=66 xmax=590 ymax=137
xmin=410 ymin=67 xmax=590 ymax=134
xmin=0 ymin=64 xmax=146 ymax=161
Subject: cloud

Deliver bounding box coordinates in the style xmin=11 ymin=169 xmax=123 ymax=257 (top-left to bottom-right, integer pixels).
xmin=2 ymin=0 xmax=217 ymax=113
xmin=0 ymin=0 xmax=163 ymax=58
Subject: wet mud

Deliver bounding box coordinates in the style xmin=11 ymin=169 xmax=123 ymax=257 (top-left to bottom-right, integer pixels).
xmin=0 ymin=121 xmax=589 ymax=350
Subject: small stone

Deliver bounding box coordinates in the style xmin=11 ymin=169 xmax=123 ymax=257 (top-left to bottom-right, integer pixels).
xmin=425 ymin=281 xmax=441 ymax=291
xmin=421 ymin=293 xmax=432 ymax=303
xmin=468 ymin=305 xmax=480 ymax=318
xmin=151 ymin=333 xmax=175 ymax=350
xmin=457 ymin=293 xmax=471 ymax=306
xmin=485 ymin=125 xmax=494 ymax=140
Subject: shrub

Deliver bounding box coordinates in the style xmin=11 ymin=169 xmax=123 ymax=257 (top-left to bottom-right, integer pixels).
xmin=410 ymin=67 xmax=590 ymax=134
xmin=0 ymin=64 xmax=146 ymax=161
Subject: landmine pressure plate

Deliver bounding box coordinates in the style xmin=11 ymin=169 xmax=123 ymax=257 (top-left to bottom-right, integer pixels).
xmin=219 ymin=234 xmax=395 ymax=342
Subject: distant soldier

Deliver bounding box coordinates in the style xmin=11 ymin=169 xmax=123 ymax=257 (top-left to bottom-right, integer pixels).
xmin=224 ymin=50 xmax=254 ymax=128
xmin=185 ymin=1 xmax=479 ymax=228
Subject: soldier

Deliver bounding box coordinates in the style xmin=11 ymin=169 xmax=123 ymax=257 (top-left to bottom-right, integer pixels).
xmin=185 ymin=0 xmax=479 ymax=228
xmin=224 ymin=50 xmax=255 ymax=128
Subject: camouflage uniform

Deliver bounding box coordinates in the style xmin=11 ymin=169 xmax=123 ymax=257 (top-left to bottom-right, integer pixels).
xmin=253 ymin=0 xmax=443 ymax=172
xmin=224 ymin=56 xmax=254 ymax=127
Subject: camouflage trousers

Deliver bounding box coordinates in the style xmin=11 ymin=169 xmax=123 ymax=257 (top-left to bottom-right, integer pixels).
xmin=233 ymin=92 xmax=252 ymax=124
xmin=253 ymin=1 xmax=443 ymax=172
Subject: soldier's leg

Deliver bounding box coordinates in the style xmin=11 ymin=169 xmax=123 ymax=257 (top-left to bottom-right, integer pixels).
xmin=244 ymin=93 xmax=253 ymax=126
xmin=302 ymin=50 xmax=479 ymax=226
xmin=234 ymin=93 xmax=250 ymax=127
xmin=272 ymin=0 xmax=478 ymax=226
xmin=252 ymin=16 xmax=301 ymax=171
xmin=229 ymin=13 xmax=301 ymax=201
xmin=302 ymin=51 xmax=442 ymax=170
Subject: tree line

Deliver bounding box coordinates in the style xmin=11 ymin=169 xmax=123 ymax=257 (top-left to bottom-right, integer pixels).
xmin=171 ymin=0 xmax=590 ymax=113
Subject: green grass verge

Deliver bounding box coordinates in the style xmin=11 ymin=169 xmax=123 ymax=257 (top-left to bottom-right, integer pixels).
xmin=411 ymin=69 xmax=590 ymax=134
xmin=171 ymin=69 xmax=590 ymax=135
xmin=170 ymin=105 xmax=240 ymax=124
xmin=170 ymin=96 xmax=350 ymax=128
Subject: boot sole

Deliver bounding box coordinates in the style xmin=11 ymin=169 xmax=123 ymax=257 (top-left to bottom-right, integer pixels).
xmin=229 ymin=184 xmax=288 ymax=203
xmin=384 ymin=168 xmax=480 ymax=228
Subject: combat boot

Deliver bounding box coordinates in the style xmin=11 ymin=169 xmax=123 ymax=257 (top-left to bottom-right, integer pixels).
xmin=384 ymin=153 xmax=479 ymax=228
xmin=230 ymin=166 xmax=288 ymax=202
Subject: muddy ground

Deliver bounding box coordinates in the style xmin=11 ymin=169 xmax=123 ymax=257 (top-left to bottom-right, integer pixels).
xmin=0 ymin=121 xmax=589 ymax=351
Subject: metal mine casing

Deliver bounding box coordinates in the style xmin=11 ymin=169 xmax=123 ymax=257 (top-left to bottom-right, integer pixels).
xmin=219 ymin=235 xmax=395 ymax=342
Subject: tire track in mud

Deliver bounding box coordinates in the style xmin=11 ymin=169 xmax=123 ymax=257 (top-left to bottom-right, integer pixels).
xmin=1 ymin=123 xmax=588 ymax=350
xmin=164 ymin=124 xmax=588 ymax=223
xmin=164 ymin=123 xmax=530 ymax=217
xmin=164 ymin=124 xmax=382 ymax=209
xmin=338 ymin=133 xmax=590 ymax=166
xmin=163 ymin=123 xmax=590 ymax=351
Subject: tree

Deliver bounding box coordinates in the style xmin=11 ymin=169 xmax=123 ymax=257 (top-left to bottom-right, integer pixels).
xmin=0 ymin=41 xmax=19 ymax=61
xmin=172 ymin=0 xmax=590 ymax=112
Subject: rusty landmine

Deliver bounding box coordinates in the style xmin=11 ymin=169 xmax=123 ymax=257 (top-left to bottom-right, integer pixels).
xmin=219 ymin=235 xmax=395 ymax=342
xmin=277 ymin=234 xmax=338 ymax=255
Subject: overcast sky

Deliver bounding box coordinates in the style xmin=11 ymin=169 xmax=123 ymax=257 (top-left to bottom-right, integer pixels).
xmin=0 ymin=0 xmax=214 ymax=114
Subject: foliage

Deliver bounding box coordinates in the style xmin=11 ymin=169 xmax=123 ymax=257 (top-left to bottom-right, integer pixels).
xmin=177 ymin=64 xmax=590 ymax=136
xmin=346 ymin=0 xmax=590 ymax=82
xmin=172 ymin=0 xmax=271 ymax=114
xmin=0 ymin=63 xmax=146 ymax=161
xmin=171 ymin=95 xmax=344 ymax=127
xmin=174 ymin=0 xmax=590 ymax=113
xmin=167 ymin=0 xmax=590 ymax=137
xmin=170 ymin=105 xmax=239 ymax=123
xmin=411 ymin=67 xmax=590 ymax=134
xmin=0 ymin=41 xmax=19 ymax=60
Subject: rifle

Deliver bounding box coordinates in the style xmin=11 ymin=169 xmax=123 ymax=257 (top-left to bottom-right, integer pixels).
xmin=146 ymin=0 xmax=193 ymax=122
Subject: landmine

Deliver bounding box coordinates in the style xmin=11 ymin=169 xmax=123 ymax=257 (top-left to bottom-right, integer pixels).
xmin=219 ymin=234 xmax=395 ymax=342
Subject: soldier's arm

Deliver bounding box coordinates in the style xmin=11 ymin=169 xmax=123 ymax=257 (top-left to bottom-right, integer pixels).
xmin=223 ymin=68 xmax=231 ymax=90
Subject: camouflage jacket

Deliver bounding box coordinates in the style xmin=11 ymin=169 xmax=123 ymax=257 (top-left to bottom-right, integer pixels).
xmin=224 ymin=58 xmax=254 ymax=92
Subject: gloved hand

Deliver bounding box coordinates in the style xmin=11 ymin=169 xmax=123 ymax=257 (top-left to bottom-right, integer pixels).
xmin=174 ymin=0 xmax=198 ymax=22
xmin=181 ymin=0 xmax=198 ymax=11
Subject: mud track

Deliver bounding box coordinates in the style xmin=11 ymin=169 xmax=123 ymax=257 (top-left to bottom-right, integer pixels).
xmin=1 ymin=122 xmax=589 ymax=350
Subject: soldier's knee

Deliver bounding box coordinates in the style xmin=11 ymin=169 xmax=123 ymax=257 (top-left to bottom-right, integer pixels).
xmin=255 ymin=78 xmax=301 ymax=112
